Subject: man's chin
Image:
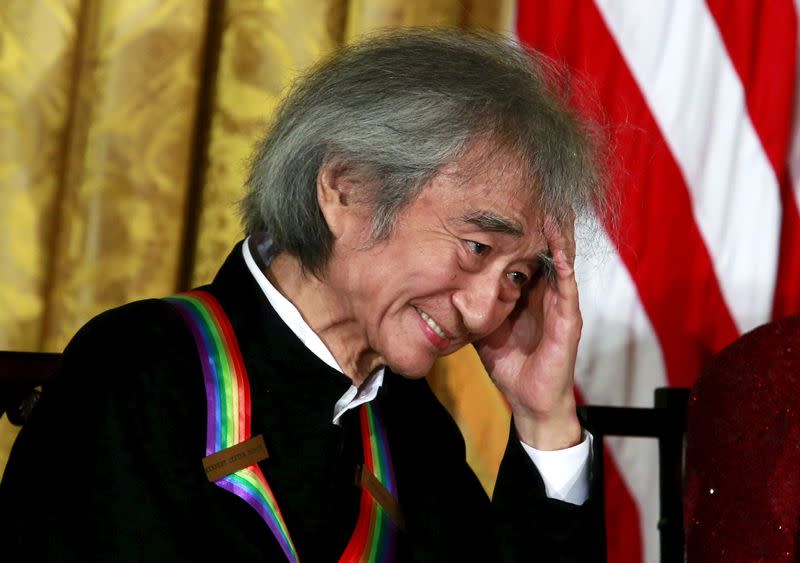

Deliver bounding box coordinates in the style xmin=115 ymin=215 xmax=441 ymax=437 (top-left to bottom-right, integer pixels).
xmin=385 ymin=357 xmax=434 ymax=379
xmin=396 ymin=370 xmax=430 ymax=380
xmin=386 ymin=343 xmax=472 ymax=377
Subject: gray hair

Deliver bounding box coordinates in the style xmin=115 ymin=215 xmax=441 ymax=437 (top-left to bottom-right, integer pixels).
xmin=241 ymin=28 xmax=606 ymax=274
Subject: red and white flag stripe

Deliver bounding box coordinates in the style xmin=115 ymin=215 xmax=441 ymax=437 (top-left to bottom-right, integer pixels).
xmin=514 ymin=1 xmax=800 ymax=561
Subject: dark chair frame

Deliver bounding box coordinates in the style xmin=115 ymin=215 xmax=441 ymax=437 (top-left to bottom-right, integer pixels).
xmin=0 ymin=351 xmax=61 ymax=425
xmin=578 ymin=387 xmax=691 ymax=563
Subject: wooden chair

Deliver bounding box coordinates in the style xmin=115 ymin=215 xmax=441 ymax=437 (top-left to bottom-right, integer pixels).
xmin=578 ymin=387 xmax=691 ymax=563
xmin=0 ymin=351 xmax=61 ymax=426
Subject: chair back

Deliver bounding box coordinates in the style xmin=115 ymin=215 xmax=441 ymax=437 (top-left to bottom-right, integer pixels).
xmin=579 ymin=386 xmax=691 ymax=563
xmin=0 ymin=351 xmax=61 ymax=425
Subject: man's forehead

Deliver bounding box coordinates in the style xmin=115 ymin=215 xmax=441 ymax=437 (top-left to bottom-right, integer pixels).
xmin=439 ymin=138 xmax=532 ymax=183
xmin=445 ymin=146 xmax=538 ymax=206
xmin=427 ymin=145 xmax=543 ymax=239
xmin=456 ymin=186 xmax=543 ymax=236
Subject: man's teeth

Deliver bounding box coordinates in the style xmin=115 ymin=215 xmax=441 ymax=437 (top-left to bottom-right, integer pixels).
xmin=417 ymin=308 xmax=448 ymax=339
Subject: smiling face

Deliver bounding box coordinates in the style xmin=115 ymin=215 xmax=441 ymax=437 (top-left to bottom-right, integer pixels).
xmin=319 ymin=146 xmax=549 ymax=379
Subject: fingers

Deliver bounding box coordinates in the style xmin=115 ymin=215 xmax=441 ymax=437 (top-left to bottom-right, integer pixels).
xmin=543 ymin=212 xmax=575 ymax=272
xmin=543 ymin=212 xmax=579 ymax=311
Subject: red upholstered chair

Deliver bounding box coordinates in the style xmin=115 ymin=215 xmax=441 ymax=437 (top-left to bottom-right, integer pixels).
xmin=684 ymin=314 xmax=800 ymax=562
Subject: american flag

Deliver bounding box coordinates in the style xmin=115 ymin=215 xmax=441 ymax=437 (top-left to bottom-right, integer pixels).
xmin=515 ymin=1 xmax=800 ymax=561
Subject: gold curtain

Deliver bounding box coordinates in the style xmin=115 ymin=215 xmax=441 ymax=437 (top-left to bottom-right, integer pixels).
xmin=0 ymin=0 xmax=514 ymax=489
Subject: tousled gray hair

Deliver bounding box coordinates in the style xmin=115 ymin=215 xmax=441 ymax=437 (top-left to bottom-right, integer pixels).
xmin=241 ymin=28 xmax=606 ymax=274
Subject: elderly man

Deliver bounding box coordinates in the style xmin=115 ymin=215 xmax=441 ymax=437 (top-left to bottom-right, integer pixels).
xmin=1 ymin=30 xmax=604 ymax=561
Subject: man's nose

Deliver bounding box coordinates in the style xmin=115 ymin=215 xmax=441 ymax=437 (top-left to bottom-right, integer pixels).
xmin=451 ymin=272 xmax=512 ymax=336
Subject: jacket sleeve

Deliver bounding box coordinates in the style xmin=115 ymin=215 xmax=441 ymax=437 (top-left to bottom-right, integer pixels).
xmin=387 ymin=377 xmax=605 ymax=562
xmin=491 ymin=422 xmax=606 ymax=562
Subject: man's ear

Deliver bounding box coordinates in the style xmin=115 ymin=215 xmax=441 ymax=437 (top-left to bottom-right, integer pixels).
xmin=317 ymin=159 xmax=361 ymax=239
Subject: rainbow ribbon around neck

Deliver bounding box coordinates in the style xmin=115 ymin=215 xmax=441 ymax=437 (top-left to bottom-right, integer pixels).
xmin=340 ymin=402 xmax=399 ymax=563
xmin=167 ymin=290 xmax=398 ymax=562
xmin=166 ymin=291 xmax=299 ymax=563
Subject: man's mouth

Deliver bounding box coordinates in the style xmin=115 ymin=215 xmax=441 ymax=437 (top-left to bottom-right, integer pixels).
xmin=415 ymin=307 xmax=451 ymax=340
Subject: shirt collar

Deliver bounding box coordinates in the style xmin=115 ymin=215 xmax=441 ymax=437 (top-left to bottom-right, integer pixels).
xmin=242 ymin=236 xmax=385 ymax=423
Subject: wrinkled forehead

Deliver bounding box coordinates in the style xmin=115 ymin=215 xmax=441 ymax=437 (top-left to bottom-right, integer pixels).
xmin=434 ymin=140 xmax=542 ymax=226
xmin=446 ymin=137 xmax=536 ymax=189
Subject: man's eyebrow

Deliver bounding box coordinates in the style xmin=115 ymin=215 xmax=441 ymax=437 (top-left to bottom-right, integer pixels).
xmin=460 ymin=211 xmax=524 ymax=238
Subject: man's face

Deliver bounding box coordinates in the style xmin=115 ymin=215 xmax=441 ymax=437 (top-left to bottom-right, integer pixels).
xmin=326 ymin=148 xmax=549 ymax=378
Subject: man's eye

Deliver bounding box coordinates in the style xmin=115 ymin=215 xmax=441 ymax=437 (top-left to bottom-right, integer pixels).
xmin=466 ymin=240 xmax=490 ymax=255
xmin=507 ymin=271 xmax=529 ymax=286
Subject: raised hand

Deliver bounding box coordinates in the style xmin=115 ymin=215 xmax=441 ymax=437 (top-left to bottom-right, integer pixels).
xmin=474 ymin=214 xmax=583 ymax=450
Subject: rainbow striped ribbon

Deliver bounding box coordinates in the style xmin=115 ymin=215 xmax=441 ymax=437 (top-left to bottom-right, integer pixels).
xmin=340 ymin=402 xmax=399 ymax=563
xmin=166 ymin=291 xmax=299 ymax=563
xmin=167 ymin=290 xmax=398 ymax=562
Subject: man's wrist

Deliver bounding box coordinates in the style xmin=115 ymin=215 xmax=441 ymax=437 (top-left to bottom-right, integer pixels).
xmin=513 ymin=407 xmax=583 ymax=450
xmin=520 ymin=431 xmax=593 ymax=504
